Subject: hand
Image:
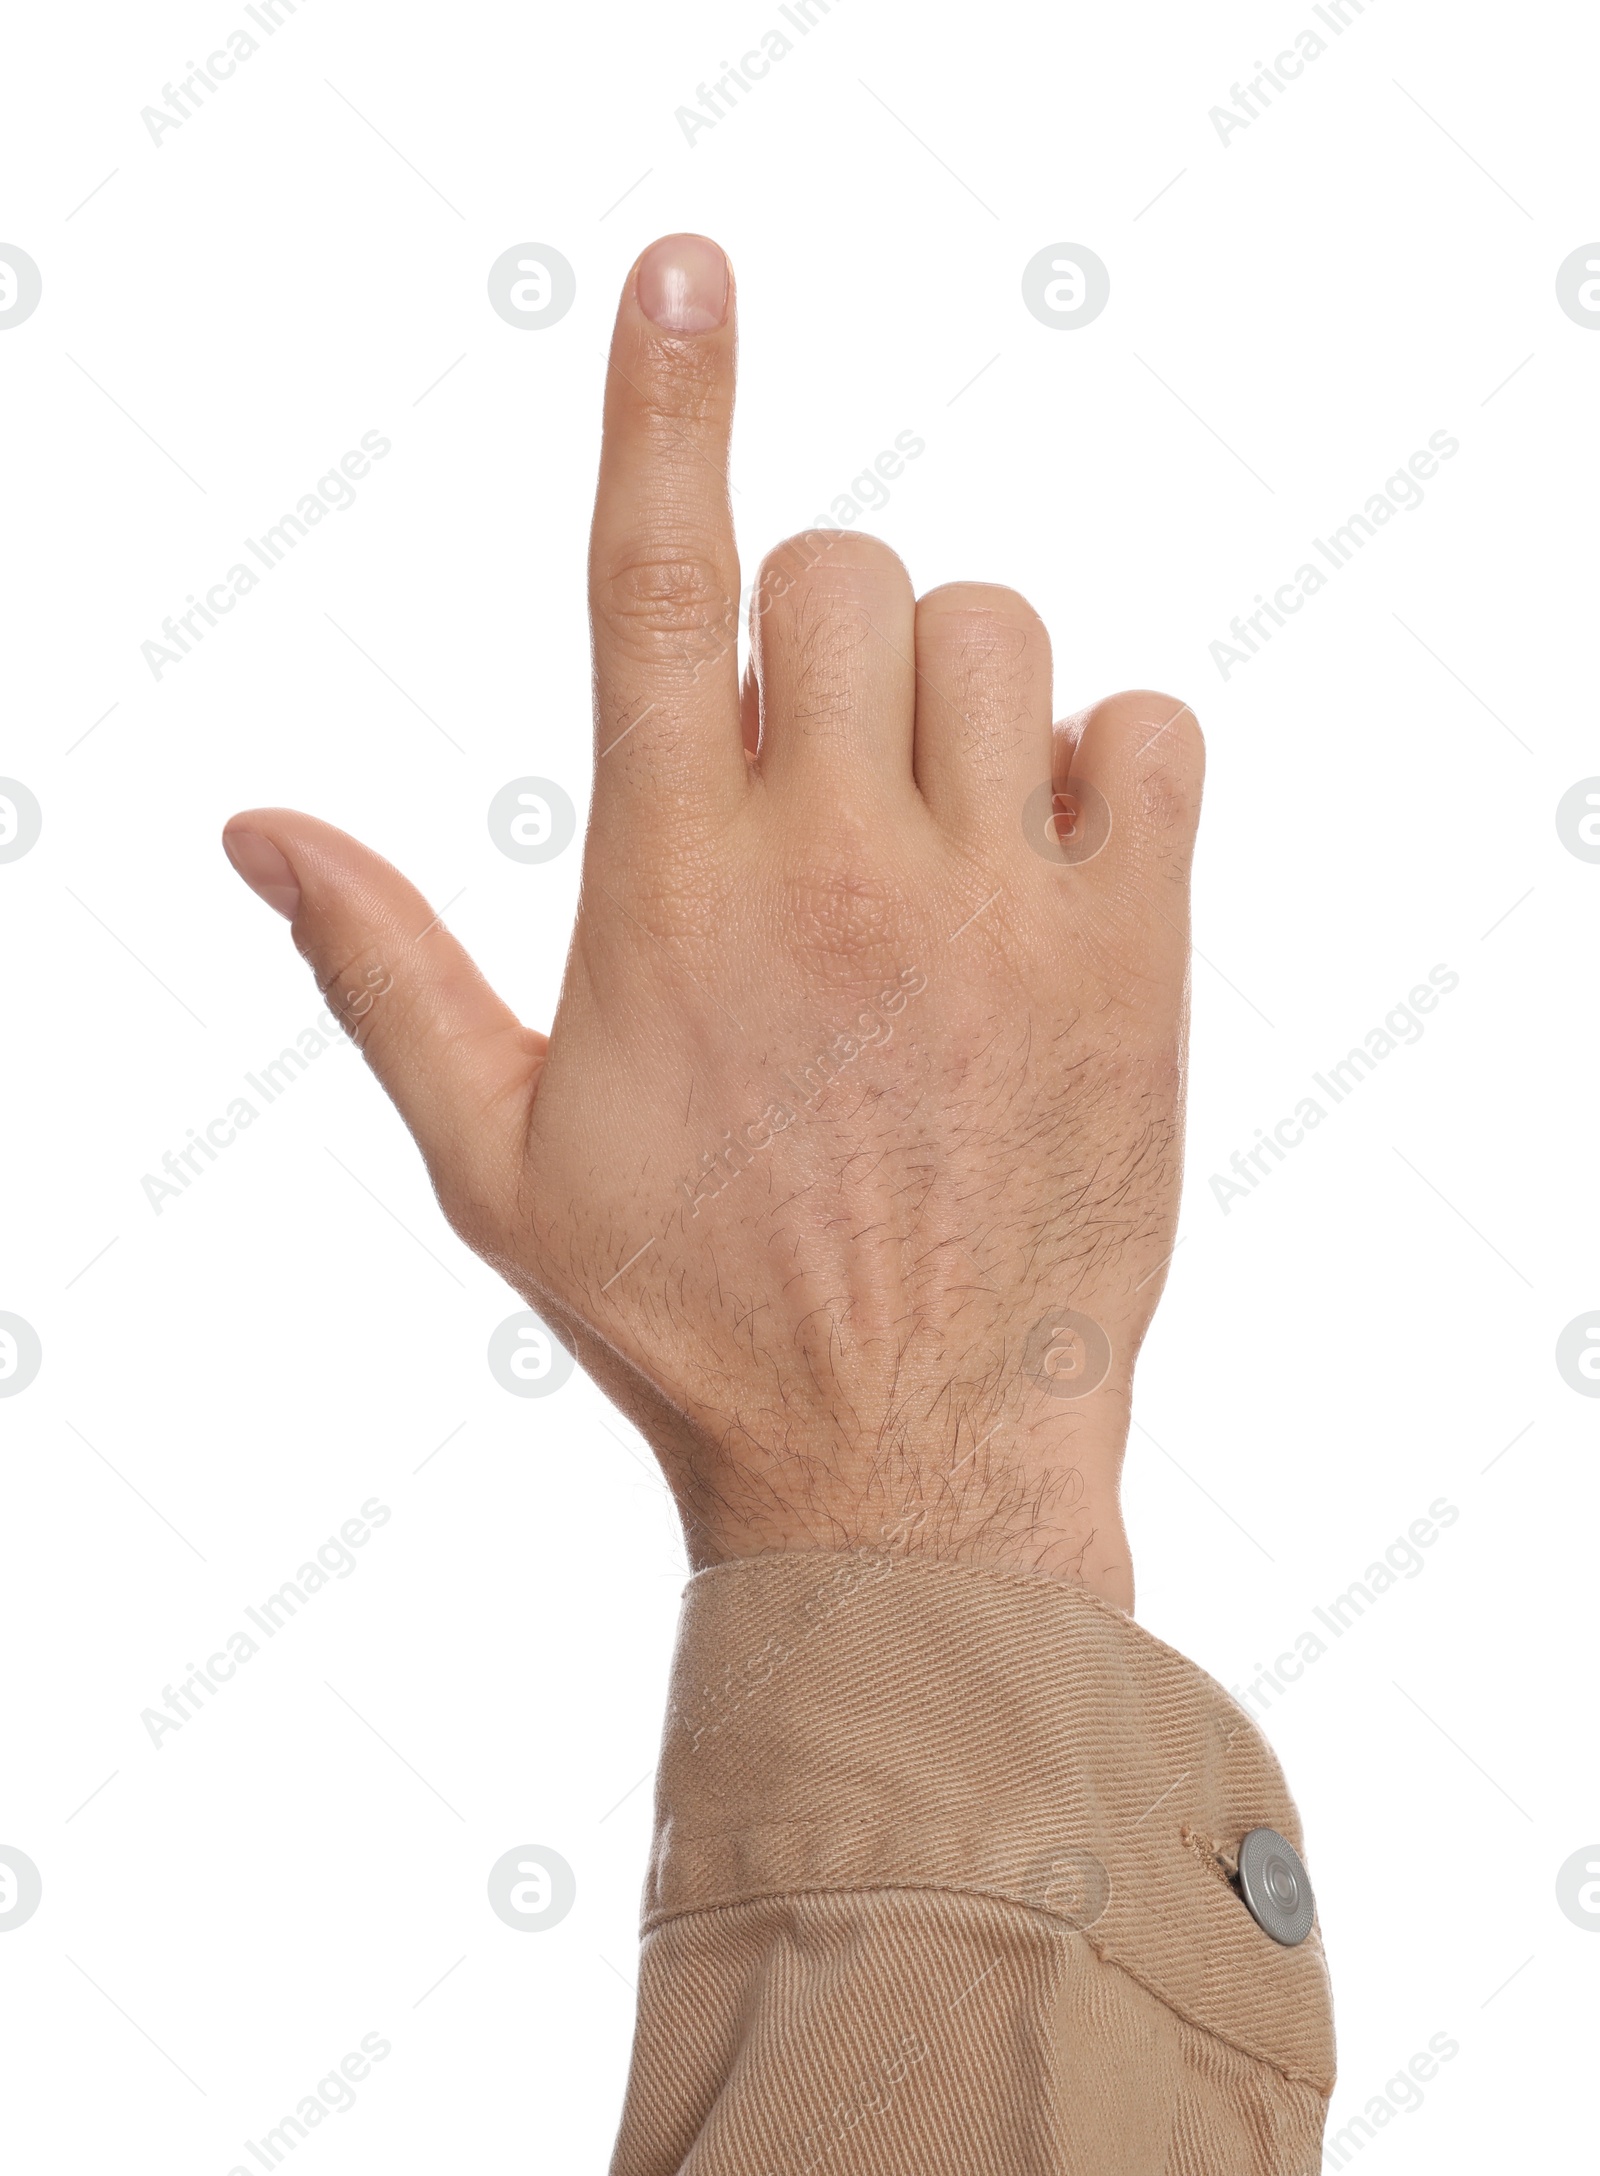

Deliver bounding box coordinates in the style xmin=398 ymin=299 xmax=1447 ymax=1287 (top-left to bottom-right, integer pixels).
xmin=221 ymin=233 xmax=1204 ymax=1611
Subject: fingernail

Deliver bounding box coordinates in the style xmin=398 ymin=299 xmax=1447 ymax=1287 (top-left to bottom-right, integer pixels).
xmin=223 ymin=828 xmax=300 ymax=919
xmin=636 ymin=234 xmax=728 ymax=334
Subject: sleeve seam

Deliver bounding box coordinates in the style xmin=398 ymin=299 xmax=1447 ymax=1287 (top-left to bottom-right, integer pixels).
xmin=640 ymin=1879 xmax=1334 ymax=2098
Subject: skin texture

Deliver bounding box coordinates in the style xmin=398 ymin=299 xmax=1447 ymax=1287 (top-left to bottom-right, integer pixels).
xmin=222 ymin=234 xmax=1205 ymax=1614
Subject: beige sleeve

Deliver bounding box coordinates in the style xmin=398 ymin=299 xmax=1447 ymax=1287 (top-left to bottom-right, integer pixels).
xmin=609 ymin=1551 xmax=1335 ymax=2175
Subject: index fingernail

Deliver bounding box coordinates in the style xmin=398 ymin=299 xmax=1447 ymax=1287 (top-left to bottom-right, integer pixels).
xmin=223 ymin=827 xmax=300 ymax=918
xmin=636 ymin=234 xmax=729 ymax=334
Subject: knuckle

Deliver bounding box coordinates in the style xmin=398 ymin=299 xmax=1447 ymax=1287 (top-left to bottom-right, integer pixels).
xmin=917 ymin=584 xmax=1051 ymax=688
xmin=598 ymin=546 xmax=735 ymax=653
xmin=918 ymin=581 xmax=1047 ymax=639
xmin=752 ymin=535 xmax=915 ymax=720
xmin=1104 ymin=687 xmax=1202 ymax=735
xmin=590 ymin=838 xmax=736 ymax=949
xmin=755 ymin=531 xmax=912 ymax=627
xmin=786 ymin=866 xmax=906 ymax=969
xmin=1111 ymin=690 xmax=1207 ymax=807
xmin=1096 ymin=687 xmax=1203 ymax=751
xmin=766 ymin=529 xmax=909 ymax=586
xmin=1099 ymin=691 xmax=1205 ymax=847
xmin=780 ymin=810 xmax=912 ymax=972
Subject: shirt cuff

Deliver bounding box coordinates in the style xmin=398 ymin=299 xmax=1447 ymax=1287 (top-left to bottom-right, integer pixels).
xmin=647 ymin=1548 xmax=1335 ymax=2094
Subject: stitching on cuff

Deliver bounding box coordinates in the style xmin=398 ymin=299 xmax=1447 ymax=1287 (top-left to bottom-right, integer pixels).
xmin=641 ymin=1880 xmax=1335 ymax=2097
xmin=1181 ymin=1822 xmax=1240 ymax=1885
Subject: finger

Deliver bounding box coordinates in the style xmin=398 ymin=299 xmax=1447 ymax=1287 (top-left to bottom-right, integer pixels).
xmin=588 ymin=234 xmax=745 ymax=827
xmin=912 ymin=582 xmax=1054 ymax=837
xmin=750 ymin=531 xmax=918 ymax=796
xmin=221 ymin=811 xmax=541 ymax=1238
xmin=1056 ymin=688 xmax=1205 ymax=902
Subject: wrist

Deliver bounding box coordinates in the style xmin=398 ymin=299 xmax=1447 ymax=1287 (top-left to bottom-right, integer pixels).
xmin=673 ymin=1436 xmax=1135 ymax=1613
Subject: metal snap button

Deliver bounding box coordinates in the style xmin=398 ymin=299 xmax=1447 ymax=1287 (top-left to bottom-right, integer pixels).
xmin=1237 ymin=1827 xmax=1315 ymax=1946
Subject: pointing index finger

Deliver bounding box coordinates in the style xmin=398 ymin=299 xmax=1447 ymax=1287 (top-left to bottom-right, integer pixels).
xmin=588 ymin=235 xmax=746 ymax=824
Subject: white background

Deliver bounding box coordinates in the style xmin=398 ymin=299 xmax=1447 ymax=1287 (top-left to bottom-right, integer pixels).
xmin=1 ymin=0 xmax=1595 ymax=2168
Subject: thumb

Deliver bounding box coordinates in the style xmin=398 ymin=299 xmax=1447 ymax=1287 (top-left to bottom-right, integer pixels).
xmin=221 ymin=809 xmax=542 ymax=1233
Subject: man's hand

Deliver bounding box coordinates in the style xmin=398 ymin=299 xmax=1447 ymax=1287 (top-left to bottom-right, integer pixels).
xmin=221 ymin=233 xmax=1204 ymax=1611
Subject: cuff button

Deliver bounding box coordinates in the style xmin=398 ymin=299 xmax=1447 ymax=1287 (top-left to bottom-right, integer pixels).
xmin=1237 ymin=1827 xmax=1315 ymax=1946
